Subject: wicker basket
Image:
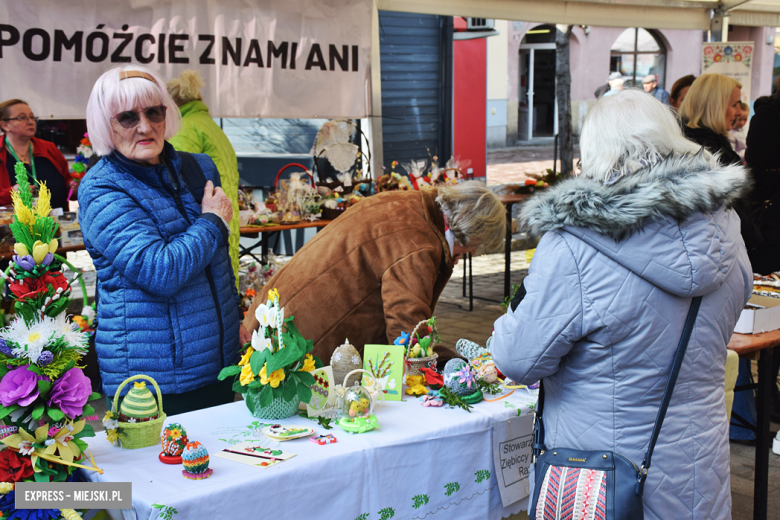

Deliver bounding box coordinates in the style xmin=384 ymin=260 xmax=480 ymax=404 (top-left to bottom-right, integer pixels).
xmin=245 ymin=387 xmax=299 ymax=420
xmin=404 ymin=320 xmax=439 ymax=377
xmin=112 ymin=375 xmax=166 ymax=450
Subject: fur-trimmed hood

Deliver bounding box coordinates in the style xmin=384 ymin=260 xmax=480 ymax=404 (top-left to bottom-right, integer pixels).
xmin=520 ymin=151 xmax=750 ymax=240
xmin=520 ymin=151 xmax=751 ymax=297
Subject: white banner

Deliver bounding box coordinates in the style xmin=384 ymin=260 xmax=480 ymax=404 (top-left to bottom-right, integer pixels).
xmin=702 ymin=41 xmax=753 ymax=102
xmin=0 ymin=0 xmax=371 ymax=119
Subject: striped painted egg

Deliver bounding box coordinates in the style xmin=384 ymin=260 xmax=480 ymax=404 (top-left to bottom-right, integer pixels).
xmin=182 ymin=442 xmax=210 ymax=475
xmin=119 ymin=381 xmax=158 ymax=421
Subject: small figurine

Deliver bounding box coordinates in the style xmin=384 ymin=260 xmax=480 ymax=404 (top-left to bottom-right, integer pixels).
xmin=159 ymin=423 xmax=189 ymax=464
xmin=182 ymin=441 xmax=213 ymax=480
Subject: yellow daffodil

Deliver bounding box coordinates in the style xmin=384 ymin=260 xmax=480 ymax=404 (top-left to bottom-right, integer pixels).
xmin=13 ymin=243 xmax=28 ymax=256
xmin=44 ymin=420 xmax=85 ymax=463
xmin=259 ymin=363 xmax=285 ymax=388
xmin=238 ymin=347 xmax=254 ymax=367
xmin=239 ymin=364 xmax=255 ymax=386
xmin=48 ymin=238 xmax=58 ymax=253
xmin=268 ymin=288 xmax=280 ymax=303
xmin=32 ymin=240 xmax=48 ymax=264
xmin=2 ymin=424 xmax=48 ymax=471
xmin=301 ymin=354 xmax=316 ymax=372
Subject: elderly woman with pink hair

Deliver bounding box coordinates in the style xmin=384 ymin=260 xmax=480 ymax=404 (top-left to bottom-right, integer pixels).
xmin=78 ymin=65 xmax=245 ymax=414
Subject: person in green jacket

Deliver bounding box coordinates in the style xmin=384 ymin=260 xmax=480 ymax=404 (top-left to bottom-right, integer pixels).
xmin=167 ymin=70 xmax=240 ymax=285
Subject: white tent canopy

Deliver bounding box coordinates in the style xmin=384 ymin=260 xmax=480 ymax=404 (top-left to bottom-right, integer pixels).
xmin=374 ymin=0 xmax=780 ymax=30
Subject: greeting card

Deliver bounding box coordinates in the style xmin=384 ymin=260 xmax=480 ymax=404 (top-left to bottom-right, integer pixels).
xmin=362 ymin=344 xmax=405 ymax=401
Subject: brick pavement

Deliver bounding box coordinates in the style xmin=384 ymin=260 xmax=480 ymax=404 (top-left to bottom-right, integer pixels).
xmin=487 ymin=145 xmax=580 ymax=186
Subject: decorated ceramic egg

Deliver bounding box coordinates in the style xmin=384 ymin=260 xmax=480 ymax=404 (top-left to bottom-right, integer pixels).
xmin=182 ymin=441 xmax=213 ymax=480
xmin=159 ymin=423 xmax=189 ymax=464
xmin=331 ymin=339 xmax=362 ymax=387
xmin=443 ymin=358 xmax=477 ymax=397
xmin=119 ymin=381 xmax=159 ymax=422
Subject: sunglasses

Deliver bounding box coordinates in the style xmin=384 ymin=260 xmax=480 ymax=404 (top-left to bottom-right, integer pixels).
xmin=113 ymin=105 xmax=167 ymax=129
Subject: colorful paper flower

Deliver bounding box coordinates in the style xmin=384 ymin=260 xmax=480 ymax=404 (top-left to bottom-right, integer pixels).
xmin=239 ymin=364 xmax=255 ymax=386
xmin=394 ymin=331 xmax=410 ymax=346
xmin=43 ymin=420 xmax=85 ymax=463
xmin=31 ymin=241 xmax=48 ymax=265
xmin=0 ymin=365 xmax=47 ymax=407
xmin=13 ymin=243 xmax=29 ymax=257
xmin=238 ymin=347 xmax=254 ymax=367
xmin=455 ymin=366 xmax=476 ymax=388
xmin=53 ymin=313 xmax=88 ymax=350
xmin=12 ymin=255 xmax=35 ymax=272
xmin=301 ymin=354 xmax=316 ymax=372
xmin=2 ymin=424 xmax=48 ymax=470
xmin=102 ymin=411 xmax=118 ymax=431
xmin=46 ymin=368 xmax=92 ymax=419
xmin=0 ymin=449 xmax=33 ymax=482
xmin=251 ymin=330 xmax=272 ymax=352
xmin=259 ymin=363 xmax=285 ymax=388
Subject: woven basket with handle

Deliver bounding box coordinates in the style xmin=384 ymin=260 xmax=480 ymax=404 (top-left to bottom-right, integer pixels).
xmin=112 ymin=375 xmax=166 ymax=450
xmin=404 ymin=319 xmax=439 ymax=376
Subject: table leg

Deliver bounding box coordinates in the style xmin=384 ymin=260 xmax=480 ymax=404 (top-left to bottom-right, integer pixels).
xmin=462 ymin=253 xmax=467 ymax=298
xmin=261 ymin=233 xmax=270 ymax=266
xmin=504 ymin=202 xmax=514 ymax=299
xmin=466 ymin=253 xmax=473 ymax=311
xmin=754 ymin=347 xmax=773 ymax=520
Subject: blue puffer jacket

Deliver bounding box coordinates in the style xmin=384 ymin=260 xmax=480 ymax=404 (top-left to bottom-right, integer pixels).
xmin=493 ymin=153 xmax=753 ymax=519
xmin=78 ymin=143 xmax=240 ymax=396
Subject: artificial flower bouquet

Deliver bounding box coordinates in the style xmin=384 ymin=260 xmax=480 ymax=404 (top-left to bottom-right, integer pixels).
xmin=0 ymin=164 xmax=101 ymax=519
xmin=219 ymin=289 xmax=323 ymax=419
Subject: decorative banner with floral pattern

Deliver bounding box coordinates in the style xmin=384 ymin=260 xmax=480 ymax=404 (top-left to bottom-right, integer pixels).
xmin=702 ymin=41 xmax=753 ymax=103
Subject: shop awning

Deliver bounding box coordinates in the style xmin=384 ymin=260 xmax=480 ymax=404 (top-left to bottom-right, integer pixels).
xmin=374 ymin=0 xmax=780 ymax=30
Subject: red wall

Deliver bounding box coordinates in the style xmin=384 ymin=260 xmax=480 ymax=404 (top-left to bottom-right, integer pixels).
xmin=453 ymin=37 xmax=486 ymax=180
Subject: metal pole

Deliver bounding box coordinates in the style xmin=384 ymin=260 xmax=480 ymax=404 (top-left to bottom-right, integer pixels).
xmin=553 ymin=134 xmax=558 ymax=176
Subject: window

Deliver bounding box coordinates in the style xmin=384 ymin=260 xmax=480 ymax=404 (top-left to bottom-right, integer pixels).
xmin=610 ymin=28 xmax=666 ymax=89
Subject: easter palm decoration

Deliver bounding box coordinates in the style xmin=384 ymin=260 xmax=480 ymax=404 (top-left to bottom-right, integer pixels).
xmin=219 ymin=288 xmax=323 ymax=419
xmin=0 ymin=163 xmax=102 ymax=519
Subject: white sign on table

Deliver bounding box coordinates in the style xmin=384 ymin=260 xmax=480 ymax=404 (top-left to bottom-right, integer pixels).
xmin=492 ymin=413 xmax=535 ymax=508
xmin=0 ymin=0 xmax=371 ymax=119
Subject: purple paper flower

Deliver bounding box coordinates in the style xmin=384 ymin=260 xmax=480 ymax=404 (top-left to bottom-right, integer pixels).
xmin=455 ymin=366 xmax=476 ymax=389
xmin=12 ymin=255 xmax=35 ymax=272
xmin=37 ymin=351 xmax=53 ymax=366
xmin=47 ymin=368 xmax=92 ymax=419
xmin=0 ymin=340 xmax=13 ymax=358
xmin=41 ymin=253 xmax=53 ymax=267
xmin=0 ymin=365 xmax=47 ymax=407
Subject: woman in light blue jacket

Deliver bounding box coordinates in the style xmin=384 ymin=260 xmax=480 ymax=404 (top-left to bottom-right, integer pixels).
xmin=492 ymin=90 xmax=752 ymax=519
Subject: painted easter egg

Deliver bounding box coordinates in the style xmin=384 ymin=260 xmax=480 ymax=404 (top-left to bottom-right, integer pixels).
xmin=119 ymin=381 xmax=158 ymax=422
xmin=182 ymin=441 xmax=213 ymax=480
xmin=331 ymin=339 xmax=361 ymax=387
xmin=159 ymin=423 xmax=189 ymax=464
xmin=308 ymin=367 xmax=331 ymax=411
xmin=443 ymin=358 xmax=476 ymax=397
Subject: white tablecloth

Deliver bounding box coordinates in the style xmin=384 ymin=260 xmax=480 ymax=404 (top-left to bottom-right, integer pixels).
xmin=84 ymin=389 xmax=537 ymax=520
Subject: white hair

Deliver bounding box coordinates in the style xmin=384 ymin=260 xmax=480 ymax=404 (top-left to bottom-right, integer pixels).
xmin=579 ymin=89 xmax=702 ymax=183
xmin=86 ymin=65 xmax=181 ymax=156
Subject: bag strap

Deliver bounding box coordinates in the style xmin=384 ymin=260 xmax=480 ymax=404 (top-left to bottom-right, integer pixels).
xmin=532 ymin=296 xmax=703 ymax=483
xmin=177 ymin=151 xmax=220 ymax=204
xmin=637 ymin=295 xmax=701 ymax=486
